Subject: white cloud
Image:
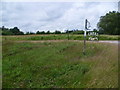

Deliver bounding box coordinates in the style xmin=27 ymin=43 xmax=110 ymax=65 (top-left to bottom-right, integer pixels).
xmin=1 ymin=2 xmax=118 ymax=32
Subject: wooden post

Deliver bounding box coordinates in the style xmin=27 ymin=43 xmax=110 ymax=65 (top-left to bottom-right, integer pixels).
xmin=67 ymin=30 xmax=69 ymax=40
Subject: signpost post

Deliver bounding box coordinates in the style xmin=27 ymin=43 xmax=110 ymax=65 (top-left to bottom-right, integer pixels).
xmin=67 ymin=30 xmax=69 ymax=40
xmin=83 ymin=19 xmax=90 ymax=55
xmin=83 ymin=19 xmax=87 ymax=55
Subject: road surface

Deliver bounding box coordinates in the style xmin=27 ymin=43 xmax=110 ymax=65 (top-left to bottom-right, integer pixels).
xmin=16 ymin=40 xmax=119 ymax=44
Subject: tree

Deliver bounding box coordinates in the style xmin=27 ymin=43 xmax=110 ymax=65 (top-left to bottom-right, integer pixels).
xmin=29 ymin=32 xmax=35 ymax=34
xmin=26 ymin=32 xmax=30 ymax=35
xmin=1 ymin=26 xmax=13 ymax=35
xmin=97 ymin=11 xmax=120 ymax=35
xmin=54 ymin=30 xmax=61 ymax=34
xmin=10 ymin=27 xmax=24 ymax=35
xmin=40 ymin=31 xmax=45 ymax=34
xmin=46 ymin=31 xmax=50 ymax=34
xmin=36 ymin=31 xmax=40 ymax=34
xmin=1 ymin=26 xmax=24 ymax=35
xmin=66 ymin=30 xmax=73 ymax=33
xmin=19 ymin=31 xmax=24 ymax=35
xmin=10 ymin=27 xmax=20 ymax=35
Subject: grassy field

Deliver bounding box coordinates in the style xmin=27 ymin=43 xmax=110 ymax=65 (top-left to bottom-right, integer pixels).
xmin=2 ymin=34 xmax=119 ymax=41
xmin=0 ymin=36 xmax=2 ymax=89
xmin=2 ymin=38 xmax=118 ymax=88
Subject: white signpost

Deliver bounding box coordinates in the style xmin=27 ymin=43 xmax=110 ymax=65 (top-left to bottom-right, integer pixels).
xmin=83 ymin=19 xmax=91 ymax=55
xmin=83 ymin=19 xmax=99 ymax=55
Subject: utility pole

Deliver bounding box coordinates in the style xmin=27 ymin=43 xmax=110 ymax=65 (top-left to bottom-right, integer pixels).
xmin=83 ymin=19 xmax=87 ymax=55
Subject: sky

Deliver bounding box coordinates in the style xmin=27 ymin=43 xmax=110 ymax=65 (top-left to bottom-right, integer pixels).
xmin=1 ymin=1 xmax=118 ymax=32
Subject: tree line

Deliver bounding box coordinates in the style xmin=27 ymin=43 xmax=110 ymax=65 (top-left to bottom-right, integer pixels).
xmin=1 ymin=11 xmax=119 ymax=35
xmin=1 ymin=26 xmax=24 ymax=35
xmin=0 ymin=26 xmax=84 ymax=35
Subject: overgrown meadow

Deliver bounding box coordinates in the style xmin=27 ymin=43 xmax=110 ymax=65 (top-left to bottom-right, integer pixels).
xmin=2 ymin=34 xmax=119 ymax=41
xmin=2 ymin=36 xmax=118 ymax=88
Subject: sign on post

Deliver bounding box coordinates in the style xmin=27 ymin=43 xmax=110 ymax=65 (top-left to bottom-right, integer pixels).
xmin=88 ymin=31 xmax=99 ymax=41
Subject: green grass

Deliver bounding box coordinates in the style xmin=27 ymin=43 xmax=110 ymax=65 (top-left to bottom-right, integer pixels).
xmin=2 ymin=34 xmax=119 ymax=41
xmin=0 ymin=36 xmax=2 ymax=89
xmin=99 ymin=35 xmax=118 ymax=40
xmin=2 ymin=40 xmax=118 ymax=88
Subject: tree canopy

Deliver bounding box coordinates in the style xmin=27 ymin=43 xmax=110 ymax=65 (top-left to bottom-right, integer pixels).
xmin=97 ymin=11 xmax=120 ymax=35
xmin=1 ymin=26 xmax=24 ymax=35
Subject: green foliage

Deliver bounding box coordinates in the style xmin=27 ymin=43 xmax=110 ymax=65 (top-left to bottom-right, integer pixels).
xmin=98 ymin=35 xmax=118 ymax=40
xmin=2 ymin=40 xmax=118 ymax=88
xmin=54 ymin=30 xmax=61 ymax=34
xmin=35 ymin=30 xmax=84 ymax=35
xmin=2 ymin=34 xmax=119 ymax=41
xmin=2 ymin=41 xmax=90 ymax=88
xmin=46 ymin=31 xmax=50 ymax=34
xmin=36 ymin=31 xmax=45 ymax=34
xmin=97 ymin=11 xmax=120 ymax=35
xmin=72 ymin=30 xmax=84 ymax=34
xmin=1 ymin=26 xmax=24 ymax=35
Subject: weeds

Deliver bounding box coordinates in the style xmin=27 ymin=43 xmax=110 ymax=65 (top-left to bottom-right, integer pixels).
xmin=2 ymin=40 xmax=118 ymax=88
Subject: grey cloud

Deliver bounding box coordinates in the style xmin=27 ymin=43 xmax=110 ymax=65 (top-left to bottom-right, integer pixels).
xmin=1 ymin=2 xmax=118 ymax=32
